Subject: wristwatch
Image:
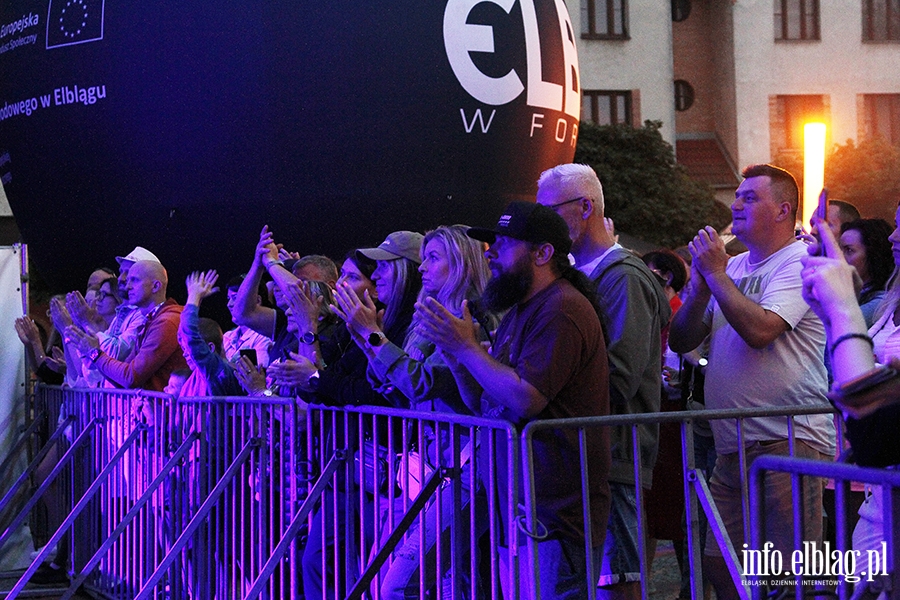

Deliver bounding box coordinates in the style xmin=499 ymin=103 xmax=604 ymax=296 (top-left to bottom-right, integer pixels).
xmin=307 ymin=370 xmax=320 ymax=391
xmin=261 ymin=388 xmax=275 ymax=397
xmin=88 ymin=347 xmax=101 ymax=363
xmin=368 ymin=331 xmax=387 ymax=347
xmin=300 ymin=331 xmax=318 ymax=345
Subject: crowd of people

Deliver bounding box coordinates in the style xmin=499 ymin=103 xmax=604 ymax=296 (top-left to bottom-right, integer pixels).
xmin=14 ymin=161 xmax=900 ymax=599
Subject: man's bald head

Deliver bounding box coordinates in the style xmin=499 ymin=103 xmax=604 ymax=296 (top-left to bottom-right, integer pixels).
xmin=126 ymin=260 xmax=169 ymax=310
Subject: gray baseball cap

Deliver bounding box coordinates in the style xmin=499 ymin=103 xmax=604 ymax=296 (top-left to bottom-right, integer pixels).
xmin=356 ymin=231 xmax=424 ymax=264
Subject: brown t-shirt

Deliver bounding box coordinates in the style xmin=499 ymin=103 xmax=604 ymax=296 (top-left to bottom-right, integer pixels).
xmin=482 ymin=278 xmax=610 ymax=545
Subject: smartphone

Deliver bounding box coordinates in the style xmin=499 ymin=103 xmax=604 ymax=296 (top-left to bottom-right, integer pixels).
xmin=814 ymin=188 xmax=828 ymax=222
xmin=239 ymin=348 xmax=258 ymax=366
xmin=812 ymin=188 xmax=828 ymax=256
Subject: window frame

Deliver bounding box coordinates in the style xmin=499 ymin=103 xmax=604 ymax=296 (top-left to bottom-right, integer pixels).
xmin=672 ymin=0 xmax=692 ymax=22
xmin=862 ymin=94 xmax=900 ymax=146
xmin=772 ymin=94 xmax=826 ymax=152
xmin=774 ymin=0 xmax=820 ymax=41
xmin=674 ymin=80 xmax=695 ymax=112
xmin=581 ymin=0 xmax=629 ymax=40
xmin=862 ymin=0 xmax=900 ymax=42
xmin=582 ymin=90 xmax=633 ymax=126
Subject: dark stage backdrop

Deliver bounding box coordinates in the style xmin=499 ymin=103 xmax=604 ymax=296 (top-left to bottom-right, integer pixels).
xmin=0 ymin=0 xmax=580 ymax=303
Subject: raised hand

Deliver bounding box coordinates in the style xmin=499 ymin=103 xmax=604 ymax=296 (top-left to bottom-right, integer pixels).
xmin=48 ymin=296 xmax=73 ymax=332
xmin=800 ymin=256 xmax=860 ymax=328
xmin=15 ymin=316 xmax=42 ymax=349
xmin=807 ymin=216 xmax=844 ymax=261
xmin=63 ymin=324 xmax=100 ymax=356
xmin=185 ymin=270 xmax=220 ymax=305
xmin=278 ymin=248 xmax=300 ymax=261
xmin=67 ymin=290 xmax=104 ymax=334
xmin=604 ymin=216 xmax=619 ymax=244
xmin=254 ymin=225 xmax=281 ymax=267
xmin=801 ymin=218 xmax=863 ymax=326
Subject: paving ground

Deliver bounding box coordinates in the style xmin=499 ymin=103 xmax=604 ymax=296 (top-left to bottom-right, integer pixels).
xmin=0 ymin=573 xmax=90 ymax=599
xmin=1 ymin=542 xmax=686 ymax=599
xmin=650 ymin=539 xmax=686 ymax=600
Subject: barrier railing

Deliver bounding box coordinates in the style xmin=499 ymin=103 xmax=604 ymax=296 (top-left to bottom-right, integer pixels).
xmin=8 ymin=385 xmax=892 ymax=600
xmin=305 ymin=404 xmax=518 ymax=600
xmin=0 ymin=387 xmax=308 ymax=599
xmin=749 ymin=457 xmax=900 ymax=600
xmin=521 ymin=405 xmax=842 ymax=600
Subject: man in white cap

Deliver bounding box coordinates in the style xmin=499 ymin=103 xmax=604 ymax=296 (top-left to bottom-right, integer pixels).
xmin=67 ymin=259 xmax=187 ymax=391
xmin=66 ymin=246 xmax=161 ymax=386
xmin=100 ymin=246 xmax=161 ymax=363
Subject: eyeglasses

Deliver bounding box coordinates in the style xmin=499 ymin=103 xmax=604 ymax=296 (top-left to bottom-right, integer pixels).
xmin=547 ymin=197 xmax=586 ymax=210
xmin=96 ymin=290 xmax=115 ymax=301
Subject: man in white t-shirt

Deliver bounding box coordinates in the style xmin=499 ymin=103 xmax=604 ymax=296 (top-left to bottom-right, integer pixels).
xmin=670 ymin=164 xmax=835 ymax=600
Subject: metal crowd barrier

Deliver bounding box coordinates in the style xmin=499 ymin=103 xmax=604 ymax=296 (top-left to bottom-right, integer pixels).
xmin=520 ymin=405 xmax=851 ymax=600
xmin=750 ymin=457 xmax=900 ymax=600
xmin=6 ymin=386 xmax=897 ymax=600
xmin=0 ymin=386 xmax=307 ymax=599
xmin=302 ymin=404 xmax=518 ymax=600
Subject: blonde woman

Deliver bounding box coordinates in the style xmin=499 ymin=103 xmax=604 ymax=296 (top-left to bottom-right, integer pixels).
xmin=334 ymin=225 xmax=493 ymax=599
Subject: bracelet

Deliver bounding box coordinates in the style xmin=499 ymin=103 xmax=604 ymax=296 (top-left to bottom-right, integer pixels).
xmin=830 ymin=332 xmax=874 ymax=358
xmin=262 ymin=257 xmax=284 ymax=269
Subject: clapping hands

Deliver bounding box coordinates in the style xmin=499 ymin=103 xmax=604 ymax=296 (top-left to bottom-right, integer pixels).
xmin=332 ymin=281 xmax=383 ymax=342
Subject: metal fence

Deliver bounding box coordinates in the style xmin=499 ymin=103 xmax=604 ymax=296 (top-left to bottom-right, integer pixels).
xmin=2 ymin=386 xmax=898 ymax=600
xmin=749 ymin=456 xmax=900 ymax=600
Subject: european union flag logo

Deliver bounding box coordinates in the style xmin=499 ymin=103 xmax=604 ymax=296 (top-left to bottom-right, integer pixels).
xmin=46 ymin=0 xmax=105 ymax=49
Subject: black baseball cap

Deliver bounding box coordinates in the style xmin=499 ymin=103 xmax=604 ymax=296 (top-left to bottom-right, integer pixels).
xmin=467 ymin=201 xmax=572 ymax=256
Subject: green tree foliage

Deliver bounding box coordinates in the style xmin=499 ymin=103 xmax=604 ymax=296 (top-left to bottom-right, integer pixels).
xmin=774 ymin=137 xmax=900 ymax=222
xmin=828 ymin=138 xmax=900 ymax=222
xmin=574 ymin=120 xmax=731 ymax=248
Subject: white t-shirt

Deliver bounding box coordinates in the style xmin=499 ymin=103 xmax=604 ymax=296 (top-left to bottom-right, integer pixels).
xmin=868 ymin=304 xmax=900 ymax=363
xmin=703 ymin=241 xmax=835 ymax=455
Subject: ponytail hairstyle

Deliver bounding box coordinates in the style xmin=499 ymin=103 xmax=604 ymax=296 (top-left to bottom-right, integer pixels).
xmin=550 ymin=249 xmax=609 ymax=346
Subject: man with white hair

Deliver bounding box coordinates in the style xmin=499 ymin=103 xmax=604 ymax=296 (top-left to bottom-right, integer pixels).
xmin=537 ymin=163 xmax=669 ymax=600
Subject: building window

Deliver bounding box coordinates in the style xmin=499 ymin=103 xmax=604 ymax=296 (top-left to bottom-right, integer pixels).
xmin=863 ymin=0 xmax=900 ymax=41
xmin=672 ymin=0 xmax=692 ymax=22
xmin=581 ymin=0 xmax=628 ymax=39
xmin=774 ymin=0 xmax=820 ymax=40
xmin=863 ymin=94 xmax=900 ymax=145
xmin=582 ymin=90 xmax=632 ymax=125
xmin=771 ymin=95 xmax=825 ymax=153
xmin=674 ymin=80 xmax=695 ymax=111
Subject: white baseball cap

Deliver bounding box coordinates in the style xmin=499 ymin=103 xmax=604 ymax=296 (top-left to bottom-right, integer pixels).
xmin=115 ymin=246 xmax=160 ymax=266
